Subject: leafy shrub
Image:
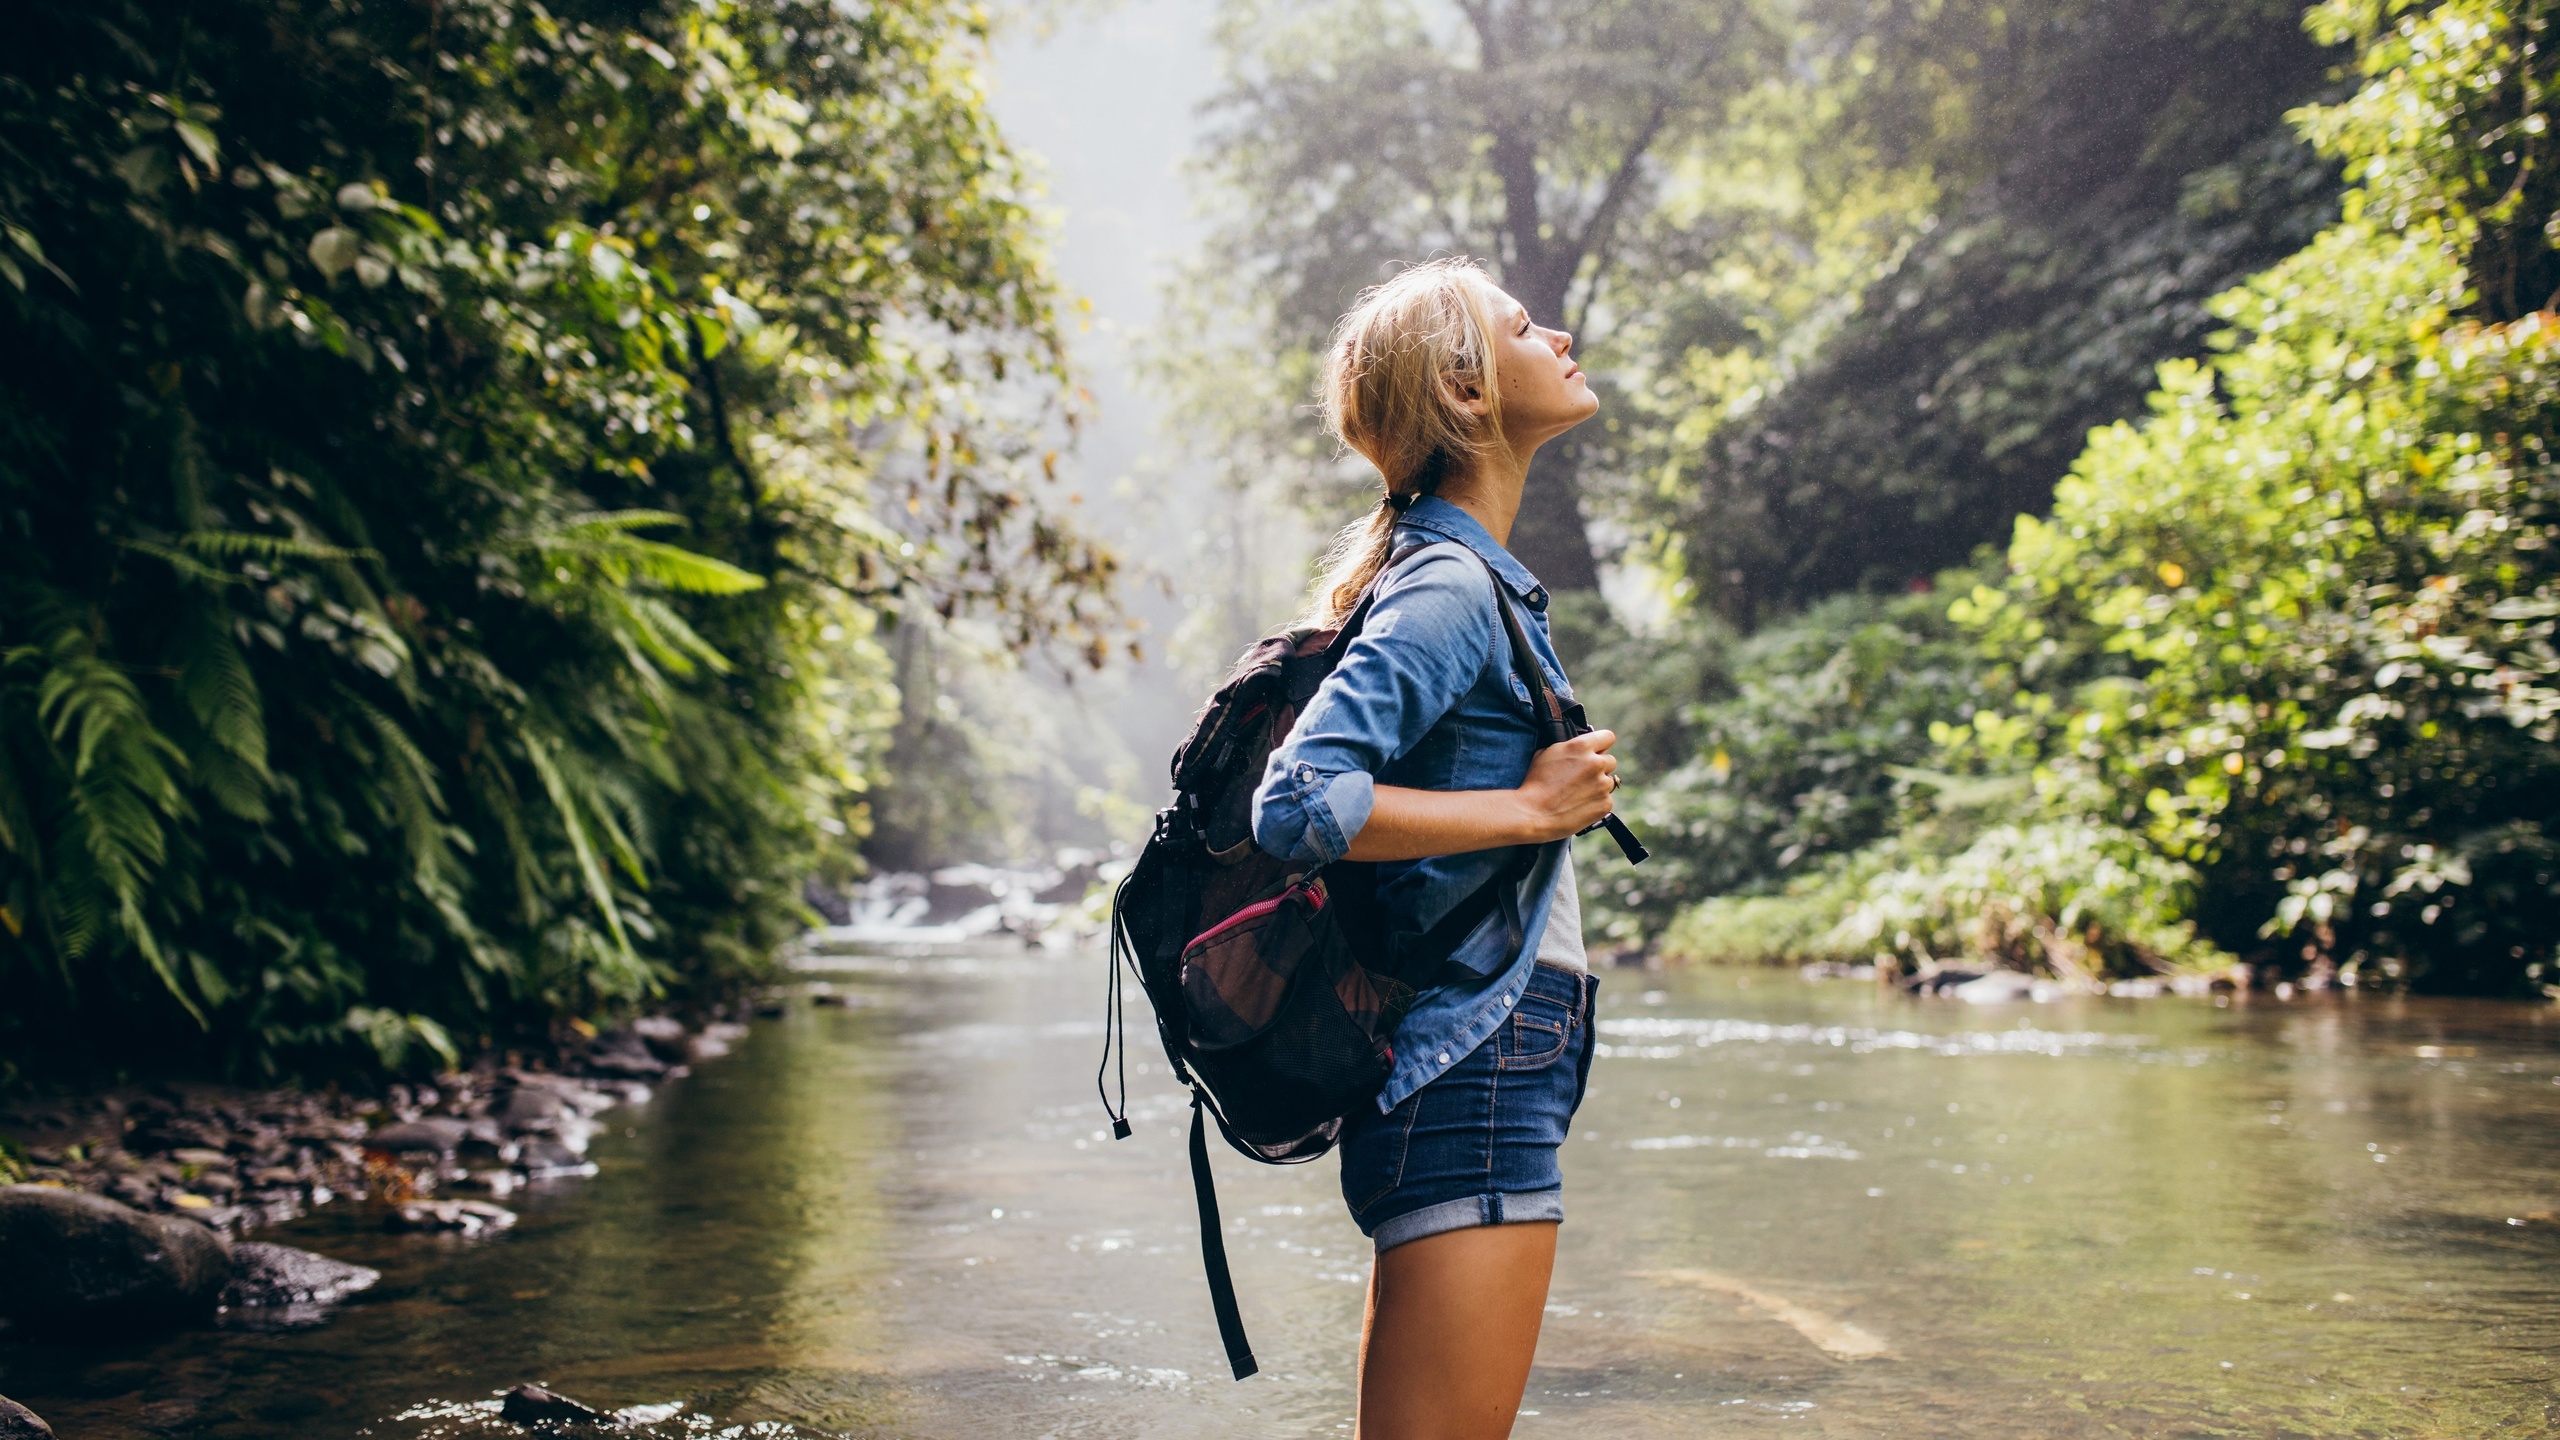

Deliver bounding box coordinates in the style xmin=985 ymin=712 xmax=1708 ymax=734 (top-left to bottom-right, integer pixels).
xmin=1942 ymin=0 xmax=2560 ymax=992
xmin=1577 ymin=586 xmax=1987 ymax=944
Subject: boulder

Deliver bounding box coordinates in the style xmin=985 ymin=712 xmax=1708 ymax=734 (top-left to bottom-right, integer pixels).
xmin=0 ymin=1185 xmax=232 ymax=1335
xmin=365 ymin=1118 xmax=470 ymax=1155
xmin=218 ymin=1242 xmax=381 ymax=1309
xmin=499 ymin=1384 xmax=602 ymax=1424
xmin=0 ymin=1396 xmax=54 ymax=1440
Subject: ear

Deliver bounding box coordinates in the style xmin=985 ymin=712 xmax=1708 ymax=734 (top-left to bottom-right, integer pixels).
xmin=1438 ymin=371 xmax=1490 ymax=419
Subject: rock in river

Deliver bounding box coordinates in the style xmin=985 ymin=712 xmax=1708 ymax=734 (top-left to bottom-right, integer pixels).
xmin=0 ymin=1396 xmax=55 ymax=1439
xmin=499 ymin=1383 xmax=602 ymax=1424
xmin=219 ymin=1242 xmax=381 ymax=1308
xmin=0 ymin=1185 xmax=231 ymax=1335
xmin=385 ymin=1198 xmax=516 ymax=1235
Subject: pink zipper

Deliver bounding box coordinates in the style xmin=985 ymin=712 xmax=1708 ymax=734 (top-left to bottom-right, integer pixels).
xmin=1184 ymin=880 xmax=1324 ymax=952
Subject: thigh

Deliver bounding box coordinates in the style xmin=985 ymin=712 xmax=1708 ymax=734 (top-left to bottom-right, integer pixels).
xmin=1357 ymin=1220 xmax=1558 ymax=1440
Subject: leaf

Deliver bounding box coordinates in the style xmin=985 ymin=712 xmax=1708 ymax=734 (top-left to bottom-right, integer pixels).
xmin=174 ymin=120 xmax=220 ymax=169
xmin=308 ymin=227 xmax=361 ymax=281
xmin=520 ymin=727 xmax=636 ymax=965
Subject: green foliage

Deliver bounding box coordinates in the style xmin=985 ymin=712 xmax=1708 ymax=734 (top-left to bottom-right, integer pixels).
xmin=1660 ymin=813 xmax=2231 ymax=977
xmin=0 ymin=0 xmax=1111 ymax=1079
xmin=1946 ymin=0 xmax=2560 ymax=993
xmin=1576 ymin=586 xmax=1986 ymax=943
xmin=1630 ymin=0 xmax=2343 ymax=623
xmin=1640 ymin=0 xmax=2560 ymax=995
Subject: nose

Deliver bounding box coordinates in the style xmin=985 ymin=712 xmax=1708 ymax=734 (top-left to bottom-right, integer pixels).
xmin=1550 ymin=326 xmax=1573 ymax=355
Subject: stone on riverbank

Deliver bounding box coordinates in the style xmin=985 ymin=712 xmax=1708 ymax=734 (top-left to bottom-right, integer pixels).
xmin=366 ymin=1117 xmax=471 ymax=1156
xmin=499 ymin=1383 xmax=603 ymax=1424
xmin=386 ymin=1198 xmax=516 ymax=1235
xmin=0 ymin=1396 xmax=54 ymax=1439
xmin=0 ymin=1185 xmax=231 ymax=1334
xmin=219 ymin=1242 xmax=380 ymax=1309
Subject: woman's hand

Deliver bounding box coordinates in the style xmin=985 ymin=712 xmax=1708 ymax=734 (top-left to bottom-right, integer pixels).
xmin=1514 ymin=729 xmax=1617 ymax=842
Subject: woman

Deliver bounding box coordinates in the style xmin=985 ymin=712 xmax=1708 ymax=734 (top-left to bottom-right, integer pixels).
xmin=1250 ymin=257 xmax=1618 ymax=1439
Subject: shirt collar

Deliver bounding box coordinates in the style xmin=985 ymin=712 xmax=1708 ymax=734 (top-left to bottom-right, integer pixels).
xmin=1394 ymin=495 xmax=1550 ymax=610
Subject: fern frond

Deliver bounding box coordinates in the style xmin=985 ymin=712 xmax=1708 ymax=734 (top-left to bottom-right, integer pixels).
xmin=518 ymin=724 xmax=636 ymax=964
xmin=173 ymin=603 xmax=271 ymax=819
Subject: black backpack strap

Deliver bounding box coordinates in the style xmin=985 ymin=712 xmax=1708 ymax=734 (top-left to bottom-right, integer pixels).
xmin=1479 ymin=559 xmax=1650 ymax=865
xmin=1189 ymin=1092 xmax=1259 ymax=1380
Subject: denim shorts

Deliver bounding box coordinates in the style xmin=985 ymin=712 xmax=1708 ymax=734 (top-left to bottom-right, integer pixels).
xmin=1339 ymin=963 xmax=1600 ymax=1253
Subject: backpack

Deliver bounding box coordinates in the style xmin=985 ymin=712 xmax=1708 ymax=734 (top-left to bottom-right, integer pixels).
xmin=1095 ymin=541 xmax=1646 ymax=1380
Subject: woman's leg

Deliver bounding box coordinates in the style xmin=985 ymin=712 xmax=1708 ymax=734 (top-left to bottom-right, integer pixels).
xmin=1355 ymin=1220 xmax=1558 ymax=1440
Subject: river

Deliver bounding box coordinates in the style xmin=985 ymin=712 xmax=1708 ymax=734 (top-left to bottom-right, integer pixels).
xmin=11 ymin=944 xmax=2560 ymax=1437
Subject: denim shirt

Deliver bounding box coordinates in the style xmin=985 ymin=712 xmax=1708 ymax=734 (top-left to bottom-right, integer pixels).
xmin=1250 ymin=496 xmax=1575 ymax=1112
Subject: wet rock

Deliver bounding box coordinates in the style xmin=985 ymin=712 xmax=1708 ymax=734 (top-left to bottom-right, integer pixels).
xmin=0 ymin=1185 xmax=232 ymax=1334
xmin=579 ymin=1031 xmax=667 ymax=1081
xmin=517 ymin=1135 xmax=588 ymax=1171
xmin=0 ymin=1395 xmax=55 ymax=1440
xmin=1951 ymin=970 xmax=2038 ymax=1004
xmin=124 ymin=1113 xmax=230 ymax=1155
xmin=219 ymin=1242 xmax=380 ymax=1309
xmin=366 ymin=1118 xmax=470 ymax=1156
xmin=688 ymin=1022 xmax=746 ymax=1063
xmin=385 ymin=1198 xmax=516 ymax=1235
xmin=493 ymin=1086 xmax=570 ymax=1131
xmin=499 ymin=1383 xmax=602 ymax=1424
xmin=1902 ymin=967 xmax=1988 ymax=996
xmin=628 ymin=1015 xmax=691 ymax=1064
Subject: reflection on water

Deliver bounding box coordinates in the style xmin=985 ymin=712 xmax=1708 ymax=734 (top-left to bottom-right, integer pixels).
xmin=9 ymin=951 xmax=2560 ymax=1437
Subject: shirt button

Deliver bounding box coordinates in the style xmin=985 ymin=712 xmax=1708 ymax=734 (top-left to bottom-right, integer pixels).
xmin=1501 ymin=995 xmax=1513 ymax=1007
xmin=1436 ymin=1051 xmax=1451 ymax=1065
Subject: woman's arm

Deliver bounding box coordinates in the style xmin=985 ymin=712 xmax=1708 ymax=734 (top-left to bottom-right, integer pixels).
xmin=1342 ymin=729 xmax=1619 ymax=863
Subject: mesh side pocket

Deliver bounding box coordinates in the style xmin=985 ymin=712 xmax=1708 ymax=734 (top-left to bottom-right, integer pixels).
xmin=1182 ymin=878 xmax=1327 ymax=1049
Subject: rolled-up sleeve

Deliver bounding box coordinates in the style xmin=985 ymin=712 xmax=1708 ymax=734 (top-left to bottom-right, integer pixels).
xmin=1251 ymin=547 xmax=1496 ymax=865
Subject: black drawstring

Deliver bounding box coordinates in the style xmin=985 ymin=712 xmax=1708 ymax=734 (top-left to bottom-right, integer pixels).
xmin=1097 ymin=871 xmax=1133 ymax=1140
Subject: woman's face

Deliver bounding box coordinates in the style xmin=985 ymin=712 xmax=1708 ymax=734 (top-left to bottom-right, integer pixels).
xmin=1486 ymin=288 xmax=1599 ymax=448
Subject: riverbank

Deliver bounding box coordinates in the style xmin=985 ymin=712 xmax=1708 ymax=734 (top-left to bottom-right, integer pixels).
xmin=0 ymin=1016 xmax=748 ymax=1243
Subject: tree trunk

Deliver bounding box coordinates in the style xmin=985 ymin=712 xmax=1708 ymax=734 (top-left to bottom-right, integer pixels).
xmin=1485 ymin=84 xmax=1602 ymax=593
xmin=1511 ymin=435 xmax=1601 ymax=593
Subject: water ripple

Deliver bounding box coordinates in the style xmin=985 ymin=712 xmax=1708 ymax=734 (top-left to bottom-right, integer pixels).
xmin=1597 ymin=1016 xmax=2157 ymax=1058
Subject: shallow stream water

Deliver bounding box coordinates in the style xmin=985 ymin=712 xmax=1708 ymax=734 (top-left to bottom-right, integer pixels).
xmin=10 ymin=946 xmax=2560 ymax=1437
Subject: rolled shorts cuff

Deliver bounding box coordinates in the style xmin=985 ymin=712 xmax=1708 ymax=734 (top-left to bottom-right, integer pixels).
xmin=1370 ymin=1188 xmax=1564 ymax=1254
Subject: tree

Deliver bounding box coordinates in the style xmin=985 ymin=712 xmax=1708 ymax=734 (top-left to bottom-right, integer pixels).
xmin=0 ymin=0 xmax=1112 ymax=1080
xmin=1946 ymin=0 xmax=2560 ymax=992
xmin=1184 ymin=0 xmax=1783 ymax=592
xmin=1632 ymin=0 xmax=2340 ymax=623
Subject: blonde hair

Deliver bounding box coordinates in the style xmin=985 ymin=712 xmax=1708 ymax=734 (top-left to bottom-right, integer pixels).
xmin=1301 ymin=258 xmax=1510 ymax=628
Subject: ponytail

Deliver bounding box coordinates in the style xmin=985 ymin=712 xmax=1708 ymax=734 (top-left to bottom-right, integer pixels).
xmin=1299 ymin=260 xmax=1506 ymax=628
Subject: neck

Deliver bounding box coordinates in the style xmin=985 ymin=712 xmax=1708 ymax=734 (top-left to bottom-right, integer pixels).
xmin=1432 ymin=443 xmax=1532 ymax=548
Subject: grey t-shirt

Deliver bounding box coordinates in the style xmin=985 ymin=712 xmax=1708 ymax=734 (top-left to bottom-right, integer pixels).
xmin=1533 ymin=844 xmax=1588 ymax=973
